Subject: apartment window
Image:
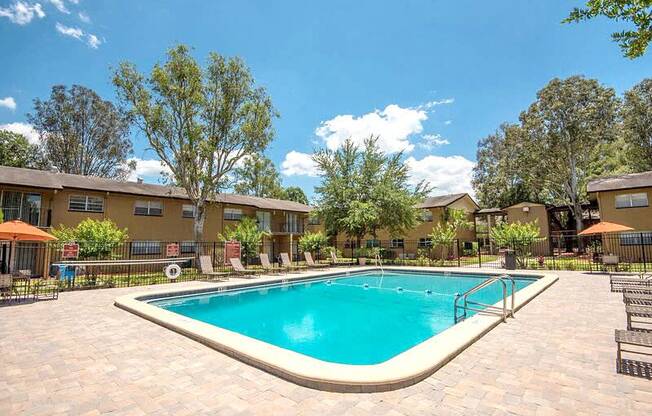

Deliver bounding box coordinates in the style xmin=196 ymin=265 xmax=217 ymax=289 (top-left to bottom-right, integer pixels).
xmin=285 ymin=212 xmax=300 ymax=233
xmin=389 ymin=239 xmax=404 ymax=248
xmin=131 ymin=241 xmax=161 ymax=255
xmin=366 ymin=239 xmax=380 ymax=248
xmin=615 ymin=192 xmax=648 ymax=209
xmin=134 ymin=200 xmax=163 ymax=216
xmin=224 ymin=208 xmax=243 ymax=220
xmin=620 ymin=232 xmax=652 ymax=246
xmin=421 ymin=210 xmax=433 ymax=222
xmin=308 ymin=216 xmax=320 ymax=225
xmin=69 ymin=195 xmax=104 ymax=213
xmin=418 ymin=238 xmax=433 ymax=247
xmin=344 ymin=240 xmax=358 ymax=249
xmin=256 ymin=211 xmax=271 ymax=232
xmin=1 ymin=191 xmax=41 ymax=225
xmin=182 ymin=204 xmax=196 ymax=218
xmin=180 ymin=241 xmax=197 ymax=254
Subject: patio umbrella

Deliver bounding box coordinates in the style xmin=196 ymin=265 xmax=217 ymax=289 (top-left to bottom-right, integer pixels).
xmin=578 ymin=221 xmax=634 ymax=236
xmin=0 ymin=220 xmax=57 ymax=273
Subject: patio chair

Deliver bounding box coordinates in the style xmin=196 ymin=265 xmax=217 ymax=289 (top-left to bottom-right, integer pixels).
xmin=626 ymin=304 xmax=652 ymax=332
xmin=0 ymin=274 xmax=19 ymax=303
xmin=610 ymin=273 xmax=652 ymax=293
xmin=304 ymin=252 xmax=329 ymax=269
xmin=280 ymin=253 xmax=307 ymax=273
xmin=259 ymin=253 xmax=282 ymax=274
xmin=603 ymin=254 xmax=620 ymax=272
xmin=615 ymin=329 xmax=652 ymax=378
xmin=229 ymin=257 xmax=264 ymax=278
xmin=330 ymin=251 xmax=355 ymax=266
xmin=623 ymin=291 xmax=652 ymax=306
xmin=199 ymin=255 xmax=229 ymax=281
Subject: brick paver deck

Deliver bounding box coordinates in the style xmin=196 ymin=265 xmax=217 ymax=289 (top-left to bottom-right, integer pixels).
xmin=1 ymin=270 xmax=651 ymax=415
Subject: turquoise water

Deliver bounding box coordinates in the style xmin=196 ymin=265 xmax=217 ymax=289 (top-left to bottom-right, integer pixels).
xmin=151 ymin=271 xmax=535 ymax=365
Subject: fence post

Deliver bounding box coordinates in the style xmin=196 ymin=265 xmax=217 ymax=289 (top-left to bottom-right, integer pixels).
xmin=457 ymin=239 xmax=461 ymax=267
xmin=477 ymin=239 xmax=482 ymax=268
xmin=127 ymin=241 xmax=132 ymax=286
xmin=402 ymin=243 xmax=406 ymax=265
xmin=641 ymin=232 xmax=647 ymax=273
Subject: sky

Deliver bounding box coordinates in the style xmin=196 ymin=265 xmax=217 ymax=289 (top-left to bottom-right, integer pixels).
xmin=1 ymin=1 xmax=651 ymax=201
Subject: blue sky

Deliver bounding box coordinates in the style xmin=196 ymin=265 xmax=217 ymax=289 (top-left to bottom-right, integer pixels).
xmin=1 ymin=1 xmax=651 ymax=200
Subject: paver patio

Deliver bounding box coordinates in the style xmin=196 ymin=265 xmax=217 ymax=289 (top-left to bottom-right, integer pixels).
xmin=1 ymin=269 xmax=651 ymax=415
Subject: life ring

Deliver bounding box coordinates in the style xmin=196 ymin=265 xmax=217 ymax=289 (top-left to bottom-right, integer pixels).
xmin=165 ymin=263 xmax=182 ymax=280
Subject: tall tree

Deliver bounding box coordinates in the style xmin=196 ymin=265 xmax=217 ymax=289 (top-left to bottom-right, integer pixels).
xmin=313 ymin=136 xmax=429 ymax=244
xmin=0 ymin=131 xmax=41 ymax=168
xmin=622 ymin=78 xmax=652 ymax=171
xmin=564 ymin=1 xmax=652 ymax=59
xmin=114 ymin=45 xmax=276 ymax=240
xmin=519 ymin=76 xmax=620 ymax=236
xmin=233 ymin=154 xmax=284 ymax=198
xmin=28 ymin=85 xmax=134 ymax=178
xmin=282 ymin=186 xmax=309 ymax=204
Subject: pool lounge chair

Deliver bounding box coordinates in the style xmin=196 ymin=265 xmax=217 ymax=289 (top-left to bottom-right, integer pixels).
xmin=610 ymin=273 xmax=652 ymax=293
xmin=259 ymin=253 xmax=282 ymax=274
xmin=229 ymin=257 xmax=264 ymax=278
xmin=626 ymin=304 xmax=652 ymax=332
xmin=304 ymin=252 xmax=329 ymax=269
xmin=330 ymin=251 xmax=356 ymax=266
xmin=280 ymin=253 xmax=307 ymax=273
xmin=623 ymin=291 xmax=652 ymax=306
xmin=615 ymin=329 xmax=652 ymax=378
xmin=199 ymin=256 xmax=229 ymax=281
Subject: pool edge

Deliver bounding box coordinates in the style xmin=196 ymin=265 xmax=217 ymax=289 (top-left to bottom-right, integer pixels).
xmin=114 ymin=267 xmax=558 ymax=393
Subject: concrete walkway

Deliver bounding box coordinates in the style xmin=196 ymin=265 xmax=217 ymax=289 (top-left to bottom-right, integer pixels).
xmin=1 ymin=270 xmax=651 ymax=415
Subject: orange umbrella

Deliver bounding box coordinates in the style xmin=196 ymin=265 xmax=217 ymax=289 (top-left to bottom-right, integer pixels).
xmin=0 ymin=220 xmax=58 ymax=241
xmin=578 ymin=221 xmax=634 ymax=236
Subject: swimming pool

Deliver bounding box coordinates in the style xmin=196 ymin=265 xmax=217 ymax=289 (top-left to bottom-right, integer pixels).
xmin=116 ymin=267 xmax=557 ymax=391
xmin=150 ymin=271 xmax=535 ymax=365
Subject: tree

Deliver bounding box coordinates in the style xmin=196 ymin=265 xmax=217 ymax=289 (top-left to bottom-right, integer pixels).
xmin=51 ymin=219 xmax=129 ymax=259
xmin=490 ymin=221 xmax=541 ymax=267
xmin=233 ymin=154 xmax=284 ymax=198
xmin=298 ymin=231 xmax=328 ymax=254
xmin=282 ymin=186 xmax=309 ymax=205
xmin=429 ymin=208 xmax=473 ymax=259
xmin=27 ymin=85 xmax=134 ymax=178
xmin=622 ymin=78 xmax=652 ymax=171
xmin=114 ymin=45 xmax=276 ymax=241
xmin=519 ymin=76 xmax=619 ymax=237
xmin=0 ymin=131 xmax=40 ymax=168
xmin=564 ymin=1 xmax=652 ymax=59
xmin=218 ymin=217 xmax=269 ymax=264
xmin=313 ymin=136 xmax=429 ymax=245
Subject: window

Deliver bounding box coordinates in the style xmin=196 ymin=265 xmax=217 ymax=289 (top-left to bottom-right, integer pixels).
xmin=344 ymin=240 xmax=358 ymax=249
xmin=256 ymin=211 xmax=271 ymax=232
xmin=134 ymin=200 xmax=163 ymax=216
xmin=366 ymin=239 xmax=380 ymax=248
xmin=285 ymin=212 xmax=301 ymax=233
xmin=620 ymin=232 xmax=652 ymax=246
xmin=224 ymin=208 xmax=243 ymax=220
xmin=615 ymin=193 xmax=648 ymax=209
xmin=69 ymin=195 xmax=104 ymax=213
xmin=180 ymin=241 xmax=197 ymax=254
xmin=418 ymin=238 xmax=432 ymax=247
xmin=131 ymin=241 xmax=161 ymax=255
xmin=1 ymin=191 xmax=41 ymax=225
xmin=308 ymin=216 xmax=320 ymax=225
xmin=390 ymin=239 xmax=404 ymax=248
xmin=182 ymin=204 xmax=196 ymax=218
xmin=421 ymin=210 xmax=433 ymax=222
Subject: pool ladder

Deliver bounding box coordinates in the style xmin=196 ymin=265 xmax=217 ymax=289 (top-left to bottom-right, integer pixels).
xmin=453 ymin=274 xmax=515 ymax=323
xmin=375 ymin=253 xmax=384 ymax=275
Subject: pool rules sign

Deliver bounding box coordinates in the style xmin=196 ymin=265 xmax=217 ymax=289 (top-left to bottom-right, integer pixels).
xmin=62 ymin=243 xmax=80 ymax=259
xmin=225 ymin=241 xmax=241 ymax=265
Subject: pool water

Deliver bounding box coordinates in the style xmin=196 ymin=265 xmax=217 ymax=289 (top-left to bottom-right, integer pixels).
xmin=151 ymin=271 xmax=535 ymax=365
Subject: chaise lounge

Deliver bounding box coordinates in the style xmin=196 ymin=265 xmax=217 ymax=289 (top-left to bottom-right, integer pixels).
xmin=229 ymin=257 xmax=264 ymax=278
xmin=615 ymin=329 xmax=652 ymax=378
xmin=280 ymin=253 xmax=307 ymax=273
xmin=304 ymin=252 xmax=330 ymax=269
xmin=259 ymin=253 xmax=282 ymax=274
xmin=199 ymin=256 xmax=230 ymax=281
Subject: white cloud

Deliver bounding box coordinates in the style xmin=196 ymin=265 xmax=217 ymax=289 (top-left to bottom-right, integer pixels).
xmin=281 ymin=151 xmax=320 ymax=177
xmin=86 ymin=33 xmax=101 ymax=48
xmin=0 ymin=97 xmax=17 ymax=111
xmin=0 ymin=1 xmax=45 ymax=25
xmin=419 ymin=133 xmax=450 ymax=150
xmin=126 ymin=158 xmax=173 ymax=182
xmin=55 ymin=22 xmax=82 ymax=39
xmin=0 ymin=122 xmax=40 ymax=144
xmin=405 ymin=155 xmax=475 ymax=196
xmin=78 ymin=11 xmax=89 ymax=23
xmin=419 ymin=98 xmax=455 ymax=110
xmin=68 ymin=0 xmax=78 ymax=3
xmin=315 ymin=104 xmax=429 ymax=154
xmin=47 ymin=0 xmax=68 ymax=14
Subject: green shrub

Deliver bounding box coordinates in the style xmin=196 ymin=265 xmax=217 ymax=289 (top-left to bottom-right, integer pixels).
xmin=52 ymin=219 xmax=129 ymax=259
xmin=298 ymin=231 xmax=328 ymax=254
xmin=218 ymin=217 xmax=269 ymax=263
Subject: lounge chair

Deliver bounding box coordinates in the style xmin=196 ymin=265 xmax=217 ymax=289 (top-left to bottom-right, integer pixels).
xmin=259 ymin=253 xmax=282 ymax=274
xmin=304 ymin=252 xmax=329 ymax=269
xmin=623 ymin=291 xmax=652 ymax=306
xmin=330 ymin=251 xmax=355 ymax=266
xmin=626 ymin=304 xmax=652 ymax=332
xmin=602 ymin=254 xmax=620 ymax=271
xmin=199 ymin=255 xmax=229 ymax=281
xmin=229 ymin=257 xmax=264 ymax=278
xmin=615 ymin=329 xmax=652 ymax=377
xmin=280 ymin=253 xmax=307 ymax=273
xmin=0 ymin=274 xmax=19 ymax=303
xmin=610 ymin=273 xmax=651 ymax=292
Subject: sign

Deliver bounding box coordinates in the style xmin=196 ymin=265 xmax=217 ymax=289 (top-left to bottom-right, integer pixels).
xmin=166 ymin=243 xmax=180 ymax=258
xmin=224 ymin=240 xmax=241 ymax=265
xmin=62 ymin=243 xmax=79 ymax=259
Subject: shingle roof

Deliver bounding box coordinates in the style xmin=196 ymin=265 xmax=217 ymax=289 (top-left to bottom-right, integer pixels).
xmin=416 ymin=193 xmax=478 ymax=209
xmin=0 ymin=166 xmax=311 ymax=213
xmin=587 ymin=171 xmax=652 ymax=193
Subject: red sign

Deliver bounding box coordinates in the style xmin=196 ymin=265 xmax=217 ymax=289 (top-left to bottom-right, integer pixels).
xmin=166 ymin=243 xmax=180 ymax=258
xmin=224 ymin=240 xmax=241 ymax=265
xmin=62 ymin=243 xmax=79 ymax=259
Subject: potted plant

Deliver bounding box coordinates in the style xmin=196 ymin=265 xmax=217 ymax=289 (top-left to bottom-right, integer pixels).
xmin=356 ymin=248 xmax=369 ymax=266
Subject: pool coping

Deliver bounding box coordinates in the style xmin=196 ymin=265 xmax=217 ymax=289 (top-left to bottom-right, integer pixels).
xmin=114 ymin=266 xmax=558 ymax=392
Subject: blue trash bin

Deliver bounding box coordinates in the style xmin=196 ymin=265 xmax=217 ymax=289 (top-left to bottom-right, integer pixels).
xmin=50 ymin=264 xmax=76 ymax=284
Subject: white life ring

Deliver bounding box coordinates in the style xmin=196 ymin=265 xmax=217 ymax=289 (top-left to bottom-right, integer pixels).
xmin=165 ymin=263 xmax=182 ymax=280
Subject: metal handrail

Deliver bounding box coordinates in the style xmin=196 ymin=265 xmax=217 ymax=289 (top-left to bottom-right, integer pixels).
xmin=375 ymin=253 xmax=384 ymax=275
xmin=454 ymin=274 xmax=515 ymax=323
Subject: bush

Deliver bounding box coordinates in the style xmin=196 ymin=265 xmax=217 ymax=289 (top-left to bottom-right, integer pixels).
xmin=218 ymin=217 xmax=269 ymax=263
xmin=51 ymin=219 xmax=129 ymax=259
xmin=491 ymin=220 xmax=542 ymax=268
xmin=298 ymin=231 xmax=328 ymax=254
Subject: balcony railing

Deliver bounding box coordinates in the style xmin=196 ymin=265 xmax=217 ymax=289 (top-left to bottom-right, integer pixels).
xmin=258 ymin=222 xmax=305 ymax=234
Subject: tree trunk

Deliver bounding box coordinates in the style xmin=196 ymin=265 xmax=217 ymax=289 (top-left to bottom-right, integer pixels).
xmin=193 ymin=203 xmax=206 ymax=242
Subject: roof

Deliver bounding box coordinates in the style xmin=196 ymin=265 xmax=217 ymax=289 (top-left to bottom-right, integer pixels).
xmin=587 ymin=171 xmax=652 ymax=193
xmin=416 ymin=193 xmax=479 ymax=210
xmin=504 ymin=201 xmax=546 ymax=209
xmin=0 ymin=166 xmax=311 ymax=213
xmin=476 ymin=208 xmax=504 ymax=214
